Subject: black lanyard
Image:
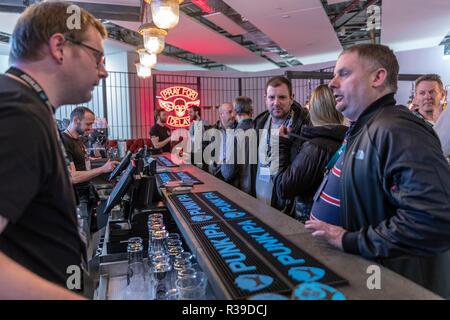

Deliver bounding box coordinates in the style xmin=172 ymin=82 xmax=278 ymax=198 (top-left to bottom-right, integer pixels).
xmin=6 ymin=67 xmax=55 ymax=114
xmin=266 ymin=111 xmax=293 ymax=158
xmin=325 ymin=123 xmax=355 ymax=172
xmin=325 ymin=140 xmax=347 ymax=171
xmin=6 ymin=67 xmax=71 ymax=168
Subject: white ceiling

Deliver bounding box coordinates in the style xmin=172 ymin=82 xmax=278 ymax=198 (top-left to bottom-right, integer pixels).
xmin=223 ymin=0 xmax=343 ymax=65
xmin=203 ymin=12 xmax=247 ymax=36
xmin=382 ymin=0 xmax=450 ymax=52
xmin=112 ymin=12 xmax=278 ymax=72
xmin=327 ymin=0 xmax=350 ymax=4
xmin=0 ymin=0 xmax=450 ymax=72
xmin=74 ymin=0 xmax=140 ymax=5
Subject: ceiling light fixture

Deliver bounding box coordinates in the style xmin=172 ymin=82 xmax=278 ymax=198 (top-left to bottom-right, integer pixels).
xmin=136 ymin=47 xmax=157 ymax=67
xmin=138 ymin=22 xmax=168 ymax=54
xmin=135 ymin=62 xmax=152 ymax=78
xmin=136 ymin=0 xmax=183 ymax=78
xmin=144 ymin=0 xmax=184 ymax=30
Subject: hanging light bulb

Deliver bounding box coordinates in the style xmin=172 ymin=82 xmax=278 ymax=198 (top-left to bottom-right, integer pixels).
xmin=135 ymin=62 xmax=152 ymax=79
xmin=138 ymin=23 xmax=167 ymax=54
xmin=136 ymin=48 xmax=157 ymax=68
xmin=145 ymin=0 xmax=184 ymax=30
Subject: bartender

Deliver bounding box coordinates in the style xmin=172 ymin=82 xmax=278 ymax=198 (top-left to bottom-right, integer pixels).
xmin=62 ymin=106 xmax=118 ymax=239
xmin=150 ymin=109 xmax=172 ymax=153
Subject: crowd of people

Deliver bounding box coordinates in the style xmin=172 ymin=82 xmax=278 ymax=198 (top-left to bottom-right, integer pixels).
xmin=152 ymin=48 xmax=450 ymax=299
xmin=0 ymin=1 xmax=449 ymax=300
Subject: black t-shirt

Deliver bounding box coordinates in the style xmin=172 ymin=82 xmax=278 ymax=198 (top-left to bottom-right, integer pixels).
xmin=62 ymin=132 xmax=87 ymax=171
xmin=62 ymin=132 xmax=90 ymax=192
xmin=0 ymin=74 xmax=84 ymax=286
xmin=150 ymin=123 xmax=171 ymax=152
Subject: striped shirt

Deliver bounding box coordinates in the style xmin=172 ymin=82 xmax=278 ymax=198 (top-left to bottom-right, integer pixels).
xmin=309 ymin=141 xmax=346 ymax=226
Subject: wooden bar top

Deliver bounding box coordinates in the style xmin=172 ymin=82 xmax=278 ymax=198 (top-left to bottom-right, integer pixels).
xmin=155 ymin=154 xmax=441 ymax=300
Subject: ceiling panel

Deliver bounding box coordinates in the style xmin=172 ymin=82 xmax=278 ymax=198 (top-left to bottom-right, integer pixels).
xmin=223 ymin=0 xmax=342 ymax=64
xmin=327 ymin=0 xmax=351 ymax=4
xmin=74 ymin=0 xmax=140 ymax=5
xmin=382 ymin=0 xmax=450 ymax=52
xmin=106 ymin=35 xmax=206 ymax=71
xmin=203 ymin=12 xmax=247 ymax=36
xmin=226 ymin=0 xmax=319 ymax=18
xmin=113 ymin=12 xmax=278 ymax=72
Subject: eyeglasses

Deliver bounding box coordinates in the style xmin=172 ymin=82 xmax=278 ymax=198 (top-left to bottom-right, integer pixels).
xmin=65 ymin=36 xmax=105 ymax=67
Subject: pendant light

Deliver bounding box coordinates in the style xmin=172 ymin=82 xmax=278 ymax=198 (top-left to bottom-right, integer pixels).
xmin=138 ymin=22 xmax=168 ymax=54
xmin=135 ymin=62 xmax=152 ymax=78
xmin=136 ymin=47 xmax=157 ymax=68
xmin=144 ymin=0 xmax=184 ymax=30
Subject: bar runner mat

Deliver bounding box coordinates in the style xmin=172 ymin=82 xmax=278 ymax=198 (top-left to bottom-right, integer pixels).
xmin=227 ymin=217 xmax=348 ymax=288
xmin=168 ymin=192 xmax=249 ymax=224
xmin=168 ymin=191 xmax=348 ymax=297
xmin=156 ymin=171 xmax=203 ymax=185
xmin=191 ymin=221 xmax=291 ymax=299
xmin=168 ymin=193 xmax=221 ymax=224
xmin=155 ymin=155 xmax=178 ymax=167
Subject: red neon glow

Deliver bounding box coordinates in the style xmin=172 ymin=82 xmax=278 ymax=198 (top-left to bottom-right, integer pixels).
xmin=157 ymin=86 xmax=200 ymax=128
xmin=192 ymin=0 xmax=214 ymax=14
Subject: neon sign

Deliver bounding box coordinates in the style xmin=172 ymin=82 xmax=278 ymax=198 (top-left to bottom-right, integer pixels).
xmin=157 ymin=86 xmax=200 ymax=128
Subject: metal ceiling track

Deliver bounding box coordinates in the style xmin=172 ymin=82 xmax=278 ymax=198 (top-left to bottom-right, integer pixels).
xmin=103 ymin=21 xmax=230 ymax=70
xmin=322 ymin=0 xmax=382 ymax=48
xmin=286 ymin=70 xmax=424 ymax=82
xmin=180 ymin=0 xmax=302 ymax=68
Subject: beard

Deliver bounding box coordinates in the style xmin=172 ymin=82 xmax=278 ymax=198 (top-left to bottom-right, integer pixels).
xmin=270 ymin=108 xmax=289 ymax=120
xmin=75 ymin=124 xmax=85 ymax=136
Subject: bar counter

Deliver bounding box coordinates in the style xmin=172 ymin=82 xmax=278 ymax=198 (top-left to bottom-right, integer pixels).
xmin=155 ymin=154 xmax=441 ymax=300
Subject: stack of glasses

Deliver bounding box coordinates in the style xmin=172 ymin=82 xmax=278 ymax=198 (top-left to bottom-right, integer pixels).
xmin=122 ymin=213 xmax=208 ymax=300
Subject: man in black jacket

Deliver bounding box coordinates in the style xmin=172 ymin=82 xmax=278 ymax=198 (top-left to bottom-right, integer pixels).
xmin=252 ymin=76 xmax=310 ymax=211
xmin=207 ymin=103 xmax=237 ymax=178
xmin=305 ymin=44 xmax=450 ymax=298
xmin=221 ymin=96 xmax=255 ymax=194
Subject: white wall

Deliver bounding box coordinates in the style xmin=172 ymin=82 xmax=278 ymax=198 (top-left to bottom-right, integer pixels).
xmin=0 ymin=55 xmax=8 ymax=73
xmin=105 ymin=52 xmax=131 ymax=139
xmin=105 ymin=51 xmax=130 ymax=73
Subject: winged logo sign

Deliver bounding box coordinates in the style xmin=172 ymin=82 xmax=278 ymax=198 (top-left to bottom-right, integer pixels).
xmin=157 ymin=86 xmax=201 ymax=128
